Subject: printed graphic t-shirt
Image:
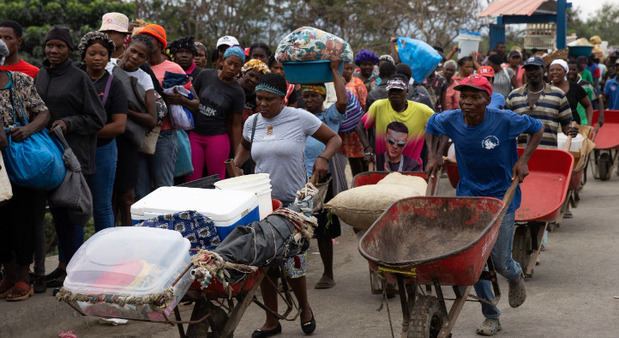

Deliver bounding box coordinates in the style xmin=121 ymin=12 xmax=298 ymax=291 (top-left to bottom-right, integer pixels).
xmin=193 ymin=69 xmax=245 ymax=135
xmin=426 ymin=108 xmax=542 ymax=213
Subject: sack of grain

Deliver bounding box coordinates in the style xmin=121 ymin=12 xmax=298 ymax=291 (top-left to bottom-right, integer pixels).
xmin=325 ymin=173 xmax=427 ymax=231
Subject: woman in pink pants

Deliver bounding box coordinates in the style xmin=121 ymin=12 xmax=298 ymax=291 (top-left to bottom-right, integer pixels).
xmin=187 ymin=45 xmax=245 ymax=180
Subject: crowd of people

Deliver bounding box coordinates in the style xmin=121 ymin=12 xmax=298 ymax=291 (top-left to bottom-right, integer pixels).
xmin=0 ymin=10 xmax=617 ymax=337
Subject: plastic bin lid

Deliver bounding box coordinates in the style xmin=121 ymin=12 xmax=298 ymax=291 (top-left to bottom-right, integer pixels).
xmin=130 ymin=187 xmax=258 ymax=222
xmin=459 ymin=30 xmax=481 ymax=36
xmin=63 ymin=227 xmax=190 ymax=296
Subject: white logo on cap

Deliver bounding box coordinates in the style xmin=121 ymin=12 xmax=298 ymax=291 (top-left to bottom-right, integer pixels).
xmin=527 ymin=57 xmax=535 ymax=62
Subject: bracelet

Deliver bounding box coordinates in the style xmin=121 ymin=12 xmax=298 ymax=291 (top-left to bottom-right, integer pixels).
xmin=318 ymin=155 xmax=329 ymax=162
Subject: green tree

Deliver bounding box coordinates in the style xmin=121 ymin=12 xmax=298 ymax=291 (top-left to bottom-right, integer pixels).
xmin=0 ymin=0 xmax=134 ymax=66
xmin=568 ymin=3 xmax=619 ymax=47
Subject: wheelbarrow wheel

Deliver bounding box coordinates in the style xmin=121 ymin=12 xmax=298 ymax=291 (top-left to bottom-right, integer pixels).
xmin=408 ymin=295 xmax=445 ymax=338
xmin=598 ymin=152 xmax=612 ymax=181
xmin=512 ymin=225 xmax=532 ymax=275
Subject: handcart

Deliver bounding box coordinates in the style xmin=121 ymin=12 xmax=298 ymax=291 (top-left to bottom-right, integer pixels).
xmin=351 ymin=171 xmax=438 ymax=295
xmin=512 ymin=148 xmax=573 ymax=278
xmin=561 ymin=125 xmax=595 ymax=211
xmin=359 ymin=180 xmax=518 ymax=337
xmin=590 ymin=110 xmax=619 ymax=181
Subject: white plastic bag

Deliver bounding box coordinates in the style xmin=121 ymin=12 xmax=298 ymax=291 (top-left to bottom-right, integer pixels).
xmin=163 ymin=86 xmax=195 ymax=130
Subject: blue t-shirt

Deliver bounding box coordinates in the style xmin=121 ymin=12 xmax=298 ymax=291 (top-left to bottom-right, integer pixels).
xmin=426 ymin=108 xmax=542 ymax=213
xmin=488 ymin=92 xmax=505 ymax=110
xmin=304 ymin=104 xmax=344 ymax=178
xmin=604 ymin=77 xmax=619 ymax=110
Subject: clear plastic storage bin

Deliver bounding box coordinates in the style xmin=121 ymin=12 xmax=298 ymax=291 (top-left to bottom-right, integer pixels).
xmin=62 ymin=227 xmax=192 ymax=322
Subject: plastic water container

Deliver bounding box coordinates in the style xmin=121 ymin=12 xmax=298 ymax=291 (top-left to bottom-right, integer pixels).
xmin=457 ymin=31 xmax=482 ymax=59
xmin=215 ymin=174 xmax=273 ymax=220
xmin=63 ymin=227 xmax=192 ymax=321
xmin=557 ymin=133 xmax=584 ymax=152
xmin=131 ymin=187 xmax=259 ymax=239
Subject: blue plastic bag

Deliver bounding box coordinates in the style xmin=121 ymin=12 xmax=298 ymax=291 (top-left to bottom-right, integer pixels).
xmin=2 ymin=127 xmax=66 ymax=190
xmin=396 ymin=37 xmax=443 ymax=82
xmin=174 ymin=130 xmax=193 ymax=177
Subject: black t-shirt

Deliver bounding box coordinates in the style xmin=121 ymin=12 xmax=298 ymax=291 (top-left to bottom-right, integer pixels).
xmin=565 ymin=81 xmax=587 ymax=124
xmin=193 ymin=69 xmax=245 ymax=135
xmin=93 ymin=72 xmax=128 ymax=146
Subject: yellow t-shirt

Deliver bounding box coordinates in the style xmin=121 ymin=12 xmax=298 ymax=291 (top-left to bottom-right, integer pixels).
xmin=365 ymin=99 xmax=434 ymax=163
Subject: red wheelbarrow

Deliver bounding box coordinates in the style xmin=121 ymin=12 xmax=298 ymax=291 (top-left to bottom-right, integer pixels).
xmin=359 ymin=181 xmax=517 ymax=337
xmin=590 ymin=110 xmax=619 ymax=181
xmin=352 ymin=171 xmax=438 ymax=295
xmin=512 ymin=148 xmax=573 ymax=278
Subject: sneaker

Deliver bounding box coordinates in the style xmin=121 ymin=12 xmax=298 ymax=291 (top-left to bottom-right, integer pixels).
xmin=508 ymin=275 xmax=527 ymax=308
xmin=476 ymin=318 xmax=501 ymax=336
xmin=44 ymin=267 xmax=65 ymax=282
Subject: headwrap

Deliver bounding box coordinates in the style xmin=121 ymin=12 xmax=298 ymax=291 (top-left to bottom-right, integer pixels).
xmin=255 ymin=83 xmax=286 ymax=97
xmin=0 ymin=39 xmax=8 ymax=66
xmin=354 ymin=49 xmax=379 ymax=66
xmin=78 ymin=31 xmax=115 ymax=60
xmin=45 ymin=26 xmax=74 ymax=50
xmin=168 ymin=36 xmax=197 ymax=56
xmin=379 ymin=54 xmax=394 ymax=64
xmin=301 ymin=84 xmax=327 ymax=96
xmin=223 ymin=45 xmax=246 ymax=62
xmin=550 ymin=59 xmax=568 ymax=74
xmin=242 ymin=59 xmax=270 ymax=74
xmin=139 ymin=24 xmax=167 ymax=50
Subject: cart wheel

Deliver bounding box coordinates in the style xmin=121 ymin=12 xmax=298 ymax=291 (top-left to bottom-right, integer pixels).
xmin=598 ymin=152 xmax=612 ymax=181
xmin=408 ymin=295 xmax=445 ymax=338
xmin=512 ymin=225 xmax=532 ymax=275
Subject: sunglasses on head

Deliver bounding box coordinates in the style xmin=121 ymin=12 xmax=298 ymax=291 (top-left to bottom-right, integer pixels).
xmin=387 ymin=137 xmax=406 ymax=148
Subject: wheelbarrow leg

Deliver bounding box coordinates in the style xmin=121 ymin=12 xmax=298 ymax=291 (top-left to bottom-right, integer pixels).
xmin=437 ymin=285 xmax=472 ymax=338
xmin=186 ymin=297 xmax=211 ymax=338
xmin=525 ymin=222 xmax=548 ymax=278
xmin=220 ymin=268 xmax=267 ymax=338
xmin=396 ymin=275 xmax=411 ymax=337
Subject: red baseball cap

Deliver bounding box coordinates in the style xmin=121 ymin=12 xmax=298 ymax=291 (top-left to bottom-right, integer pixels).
xmin=478 ymin=66 xmax=495 ymax=78
xmin=454 ymin=74 xmax=493 ymax=97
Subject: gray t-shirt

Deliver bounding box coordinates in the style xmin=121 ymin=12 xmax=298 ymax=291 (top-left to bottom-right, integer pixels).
xmin=492 ymin=67 xmax=514 ymax=98
xmin=243 ymin=107 xmax=322 ymax=203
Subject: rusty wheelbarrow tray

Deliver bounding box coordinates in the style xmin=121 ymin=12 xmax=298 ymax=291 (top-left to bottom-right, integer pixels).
xmin=352 ymin=171 xmax=439 ymax=296
xmin=359 ymin=181 xmax=516 ymax=338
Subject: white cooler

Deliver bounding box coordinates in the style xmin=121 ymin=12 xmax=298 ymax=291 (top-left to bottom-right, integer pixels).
xmin=131 ymin=187 xmax=260 ymax=239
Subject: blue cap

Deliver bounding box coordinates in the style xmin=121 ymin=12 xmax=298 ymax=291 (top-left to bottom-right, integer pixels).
xmin=523 ymin=56 xmax=544 ymax=68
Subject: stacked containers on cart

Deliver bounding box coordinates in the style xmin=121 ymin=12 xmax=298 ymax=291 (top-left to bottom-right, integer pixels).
xmin=62 ymin=227 xmax=192 ymax=321
xmin=214 ymin=174 xmax=273 ymax=220
xmin=130 ymin=187 xmax=259 ymax=239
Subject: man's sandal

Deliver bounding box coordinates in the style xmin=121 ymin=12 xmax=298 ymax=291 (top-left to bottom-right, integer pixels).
xmin=0 ymin=280 xmax=15 ymax=299
xmin=6 ymin=282 xmax=34 ymax=301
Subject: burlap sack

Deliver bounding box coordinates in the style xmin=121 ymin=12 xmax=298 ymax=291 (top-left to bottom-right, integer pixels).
xmin=325 ymin=173 xmax=427 ymax=231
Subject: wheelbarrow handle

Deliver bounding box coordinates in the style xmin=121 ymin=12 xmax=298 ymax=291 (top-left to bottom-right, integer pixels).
xmin=502 ymin=180 xmax=519 ymax=208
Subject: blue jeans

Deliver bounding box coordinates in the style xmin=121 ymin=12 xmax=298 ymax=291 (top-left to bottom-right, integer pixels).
xmin=86 ymin=139 xmax=117 ymax=233
xmin=473 ymin=212 xmax=521 ymax=319
xmin=52 ymin=207 xmax=84 ymax=265
xmin=135 ymin=129 xmax=178 ymax=200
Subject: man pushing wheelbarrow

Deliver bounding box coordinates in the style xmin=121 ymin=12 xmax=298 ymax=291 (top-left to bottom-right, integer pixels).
xmin=425 ymin=74 xmax=543 ymax=336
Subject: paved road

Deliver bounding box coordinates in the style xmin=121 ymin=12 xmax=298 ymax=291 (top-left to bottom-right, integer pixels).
xmin=2 ymin=171 xmax=618 ymax=337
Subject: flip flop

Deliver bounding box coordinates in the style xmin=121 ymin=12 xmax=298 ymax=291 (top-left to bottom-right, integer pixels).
xmin=314 ymin=276 xmax=335 ymax=289
xmin=6 ymin=281 xmax=34 ymax=301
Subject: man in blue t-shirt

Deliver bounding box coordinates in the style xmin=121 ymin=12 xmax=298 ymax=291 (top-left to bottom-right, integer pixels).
xmin=425 ymin=74 xmax=543 ymax=336
xmin=603 ymin=59 xmax=619 ymax=110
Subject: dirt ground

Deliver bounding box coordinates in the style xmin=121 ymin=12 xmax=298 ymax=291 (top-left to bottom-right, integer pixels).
xmin=2 ymin=170 xmax=619 ymax=337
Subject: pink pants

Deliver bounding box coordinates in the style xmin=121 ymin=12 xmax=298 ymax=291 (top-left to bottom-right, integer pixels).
xmin=187 ymin=132 xmax=230 ymax=181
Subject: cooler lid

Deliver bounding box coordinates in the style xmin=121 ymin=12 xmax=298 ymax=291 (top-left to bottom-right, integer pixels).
xmin=63 ymin=227 xmax=190 ymax=296
xmin=130 ymin=187 xmax=258 ymax=222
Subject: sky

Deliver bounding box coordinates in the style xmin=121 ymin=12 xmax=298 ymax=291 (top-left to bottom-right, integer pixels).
xmin=569 ymin=0 xmax=608 ymax=20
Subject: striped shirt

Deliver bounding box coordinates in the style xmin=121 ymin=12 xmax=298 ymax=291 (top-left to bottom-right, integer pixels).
xmin=505 ymin=83 xmax=572 ymax=148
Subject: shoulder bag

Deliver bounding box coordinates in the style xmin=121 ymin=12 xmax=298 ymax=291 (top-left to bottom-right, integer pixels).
xmin=2 ymin=76 xmax=65 ymax=190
